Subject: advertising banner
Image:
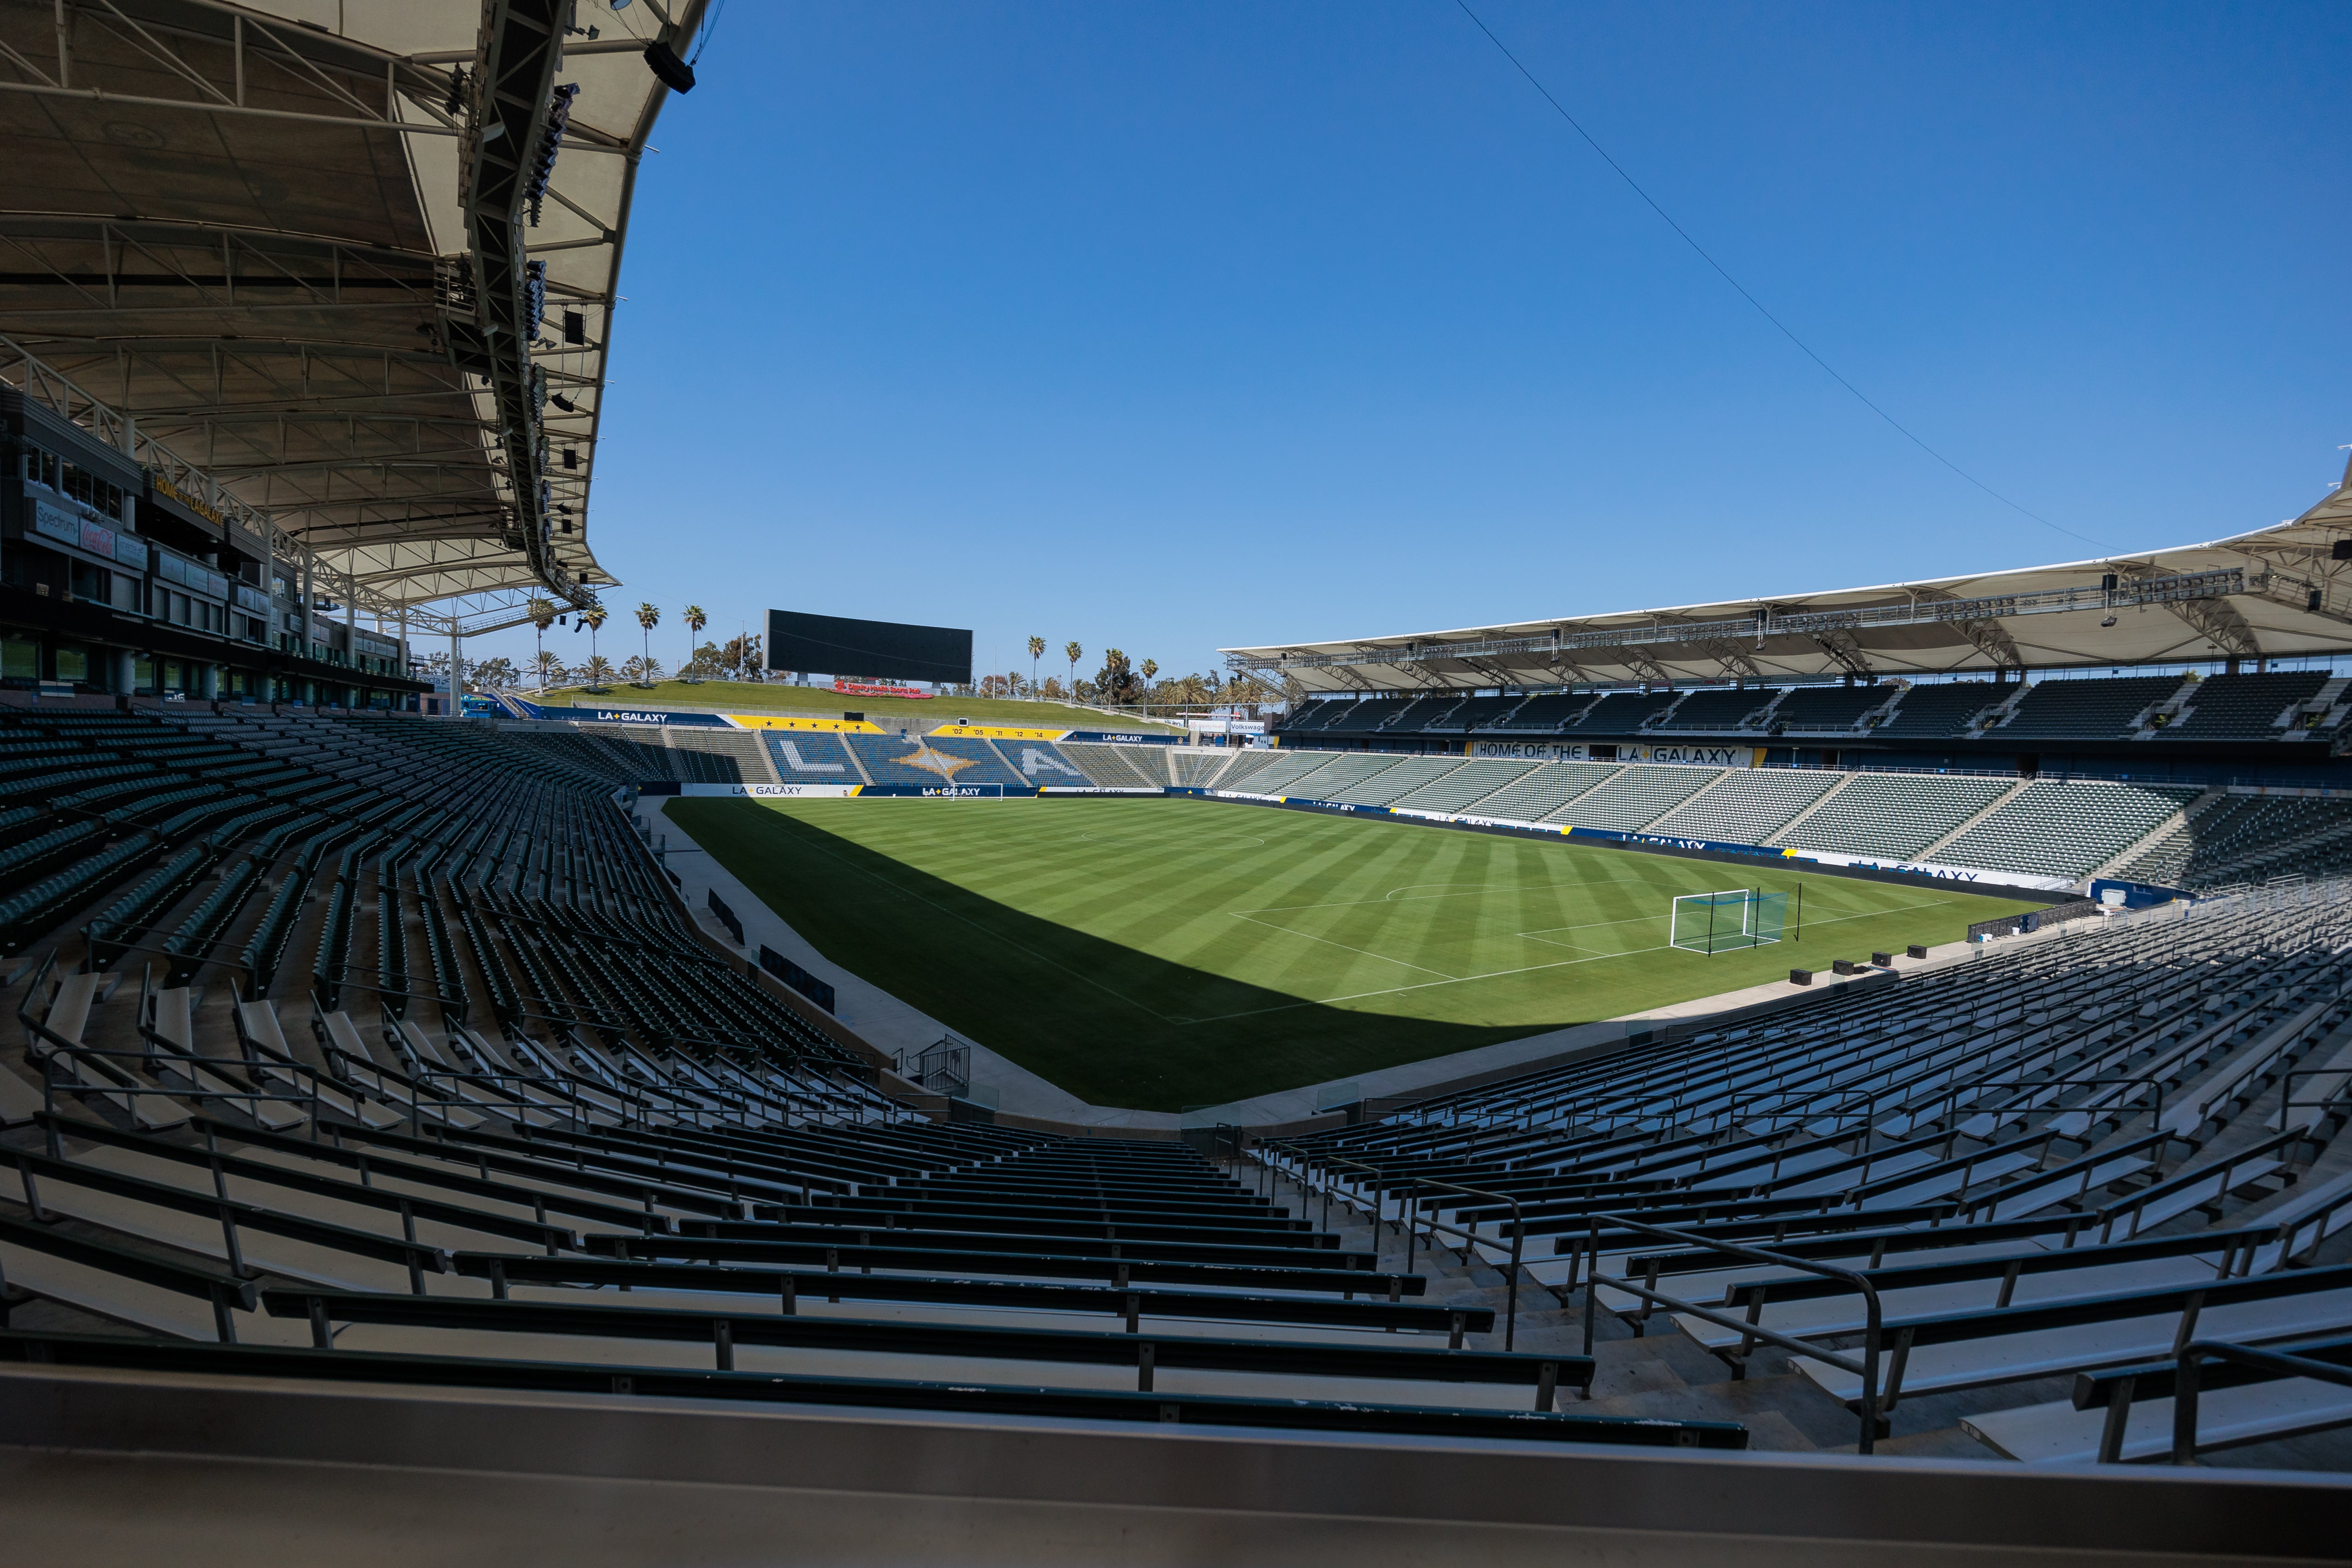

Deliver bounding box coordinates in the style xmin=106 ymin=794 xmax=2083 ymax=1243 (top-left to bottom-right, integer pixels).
xmin=669 ymin=782 xmax=862 ymax=798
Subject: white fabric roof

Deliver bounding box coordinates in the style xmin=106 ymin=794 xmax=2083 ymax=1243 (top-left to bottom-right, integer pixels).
xmin=1226 ymin=474 xmax=2352 ymax=693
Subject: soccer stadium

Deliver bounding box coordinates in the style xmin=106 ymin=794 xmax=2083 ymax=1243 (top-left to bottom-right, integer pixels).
xmin=1 ymin=4 xmax=2349 ymax=1563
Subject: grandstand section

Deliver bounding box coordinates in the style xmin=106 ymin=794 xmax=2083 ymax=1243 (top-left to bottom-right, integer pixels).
xmin=1548 ymin=765 xmax=1723 ymax=830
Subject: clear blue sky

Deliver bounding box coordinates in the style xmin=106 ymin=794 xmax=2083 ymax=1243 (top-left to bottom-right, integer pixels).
xmin=504 ymin=0 xmax=2352 ymax=687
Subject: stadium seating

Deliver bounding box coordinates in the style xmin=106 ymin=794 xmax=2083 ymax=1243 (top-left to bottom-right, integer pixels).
xmin=1284 ymin=753 xmax=1411 ymax=800
xmin=1434 ymin=695 xmax=1528 ymax=731
xmin=2117 ymin=794 xmax=2352 ymax=891
xmin=1990 ymin=676 xmax=2185 ymax=741
xmin=1057 ymin=742 xmax=1164 ymax=789
xmin=1770 ymin=772 xmax=2016 ymax=860
xmin=1259 ymin=882 xmax=2352 ymax=1464
xmin=1873 ymin=682 xmax=2004 ymax=738
xmin=1168 ymin=749 xmax=1235 ymax=787
xmin=1651 ymin=689 xmax=1770 ymax=733
xmin=1481 ymin=692 xmax=1599 ymax=732
xmin=1648 ymin=769 xmax=1842 ymax=845
xmin=1320 ymin=755 xmax=1467 ymax=807
xmin=1390 ymin=758 xmax=1542 ymax=814
xmin=1468 ymin=760 xmax=1620 ymax=822
xmin=1767 ymin=685 xmax=1892 ymax=733
xmin=2163 ymin=671 xmax=2333 ymax=741
xmin=1564 ymin=691 xmax=1679 ymax=733
xmin=1379 ymin=696 xmax=1463 ymax=732
xmin=1936 ymin=780 xmax=2199 ymax=877
xmin=1548 ymin=766 xmax=1723 ymax=831
xmin=845 ymin=733 xmax=1024 ymax=790
xmin=765 ymin=730 xmax=863 ymax=780
xmin=1312 ymin=697 xmax=1414 ymax=733
xmin=996 ymin=739 xmax=1100 ymax=787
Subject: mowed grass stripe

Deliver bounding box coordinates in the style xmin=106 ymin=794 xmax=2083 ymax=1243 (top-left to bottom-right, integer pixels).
xmin=671 ymin=794 xmax=2042 ymax=1111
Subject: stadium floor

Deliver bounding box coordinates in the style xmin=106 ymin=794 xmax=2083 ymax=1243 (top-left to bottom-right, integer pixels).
xmin=671 ymin=794 xmax=2041 ymax=1111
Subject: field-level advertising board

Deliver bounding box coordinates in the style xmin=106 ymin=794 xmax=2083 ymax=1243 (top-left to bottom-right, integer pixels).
xmin=1670 ymin=887 xmax=1795 ymax=954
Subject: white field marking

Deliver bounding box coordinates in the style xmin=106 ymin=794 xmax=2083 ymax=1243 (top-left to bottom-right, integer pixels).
xmin=1079 ymin=832 xmax=1266 ymax=847
xmin=1233 ymin=876 xmax=1621 ymax=917
xmin=1185 ymin=893 xmax=1974 ymax=1024
xmin=1226 ymin=913 xmax=1457 ymax=980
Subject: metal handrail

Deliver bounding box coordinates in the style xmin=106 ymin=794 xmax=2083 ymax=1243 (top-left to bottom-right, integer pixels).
xmin=1575 ymin=1211 xmax=1888 ymax=1455
xmin=1260 ymin=1142 xmax=1529 ymax=1352
xmin=2169 ymin=1340 xmax=2352 ymax=1465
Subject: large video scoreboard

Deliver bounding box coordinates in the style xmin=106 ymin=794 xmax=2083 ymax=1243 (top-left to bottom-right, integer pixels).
xmin=765 ymin=609 xmax=974 ymax=686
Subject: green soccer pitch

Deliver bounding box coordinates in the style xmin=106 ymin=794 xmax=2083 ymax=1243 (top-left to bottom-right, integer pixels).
xmin=668 ymin=794 xmax=2044 ymax=1112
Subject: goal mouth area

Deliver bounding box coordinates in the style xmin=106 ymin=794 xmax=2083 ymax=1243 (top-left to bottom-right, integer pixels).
xmin=1670 ymin=888 xmax=1789 ymax=954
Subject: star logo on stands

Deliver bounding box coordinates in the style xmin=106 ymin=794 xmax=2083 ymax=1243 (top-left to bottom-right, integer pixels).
xmin=895 ymin=738 xmax=975 ymax=783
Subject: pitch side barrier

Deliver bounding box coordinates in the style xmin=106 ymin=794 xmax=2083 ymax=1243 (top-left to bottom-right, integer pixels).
xmin=1169 ymin=787 xmax=2077 ymax=905
xmin=639 ymin=782 xmax=1164 ymax=800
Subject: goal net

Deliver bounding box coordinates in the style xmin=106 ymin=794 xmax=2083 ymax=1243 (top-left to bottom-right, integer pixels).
xmin=1669 ymin=888 xmax=1789 ymax=954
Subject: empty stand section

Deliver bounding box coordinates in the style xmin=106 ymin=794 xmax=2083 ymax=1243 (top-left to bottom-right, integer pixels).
xmin=1565 ymin=691 xmax=1678 ymax=733
xmin=1767 ymin=685 xmax=1890 ymax=733
xmin=1937 ymin=779 xmax=2198 ymax=877
xmin=1649 ymin=770 xmax=1841 ymax=845
xmin=1991 ymin=676 xmax=2184 ymax=740
xmin=1874 ymin=682 xmax=2003 ymax=738
xmin=845 ymin=733 xmax=1023 ymax=790
xmin=1547 ymin=766 xmax=1723 ymax=830
xmin=1770 ymin=772 xmax=2014 ymax=860
xmin=2165 ymin=671 xmax=2331 ymax=741
xmin=1652 ymin=689 xmax=1768 ymax=733
xmin=765 ymin=731 xmax=861 ymax=779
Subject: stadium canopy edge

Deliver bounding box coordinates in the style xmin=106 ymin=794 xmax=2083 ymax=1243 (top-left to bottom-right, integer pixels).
xmin=1224 ymin=469 xmax=2352 ymax=693
xmin=0 ymin=0 xmax=708 ymax=646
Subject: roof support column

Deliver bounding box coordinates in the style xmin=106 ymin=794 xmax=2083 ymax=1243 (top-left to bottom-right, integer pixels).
xmin=447 ymin=622 xmax=462 ymax=720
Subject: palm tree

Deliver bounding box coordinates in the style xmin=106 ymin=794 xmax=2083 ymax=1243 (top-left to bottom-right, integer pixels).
xmin=635 ymin=602 xmax=660 ymax=687
xmin=682 ymin=604 xmax=707 ymax=683
xmin=1139 ymin=658 xmax=1158 ymax=718
xmin=533 ymin=648 xmax=561 ymax=690
xmin=526 ymin=595 xmax=557 ymax=693
xmin=582 ymin=653 xmax=614 ymax=692
xmin=581 ymin=602 xmax=607 ymax=677
xmin=1027 ymin=636 xmax=1045 ymax=701
xmin=1064 ymin=641 xmax=1081 ymax=700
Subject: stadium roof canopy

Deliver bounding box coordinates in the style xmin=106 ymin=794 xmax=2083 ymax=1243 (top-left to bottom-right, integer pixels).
xmin=0 ymin=0 xmax=707 ymax=636
xmin=1226 ymin=475 xmax=2352 ymax=695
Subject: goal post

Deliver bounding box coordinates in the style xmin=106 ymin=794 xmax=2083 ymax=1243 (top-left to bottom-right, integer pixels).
xmin=1670 ymin=888 xmax=1791 ymax=954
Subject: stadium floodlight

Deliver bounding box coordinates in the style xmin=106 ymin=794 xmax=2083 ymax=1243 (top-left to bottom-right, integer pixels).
xmin=1670 ymin=889 xmax=1790 ymax=955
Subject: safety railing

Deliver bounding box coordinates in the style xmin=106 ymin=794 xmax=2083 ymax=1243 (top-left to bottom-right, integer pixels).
xmin=1570 ymin=1211 xmax=1888 ymax=1454
xmin=1258 ymin=1142 xmax=1528 ymax=1352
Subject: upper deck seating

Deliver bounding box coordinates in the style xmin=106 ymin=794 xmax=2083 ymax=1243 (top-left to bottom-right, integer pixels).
xmin=1311 ymin=698 xmax=1413 ymax=734
xmin=1770 ymin=773 xmax=2015 ymax=860
xmin=1766 ymin=685 xmax=1889 ymax=732
xmin=1873 ymin=682 xmax=2003 ymax=738
xmin=1481 ymin=692 xmax=1598 ymax=731
xmin=1563 ymin=691 xmax=1676 ymax=733
xmin=1378 ymin=697 xmax=1462 ymax=732
xmin=1992 ymin=676 xmax=2184 ymax=741
xmin=1651 ymin=689 xmax=1768 ymax=733
xmin=1547 ymin=766 xmax=1722 ymax=831
xmin=2162 ymin=671 xmax=2331 ymax=741
xmin=1427 ymin=696 xmax=1522 ymax=731
xmin=1647 ymin=769 xmax=1841 ymax=844
xmin=1282 ymin=700 xmax=1360 ymax=732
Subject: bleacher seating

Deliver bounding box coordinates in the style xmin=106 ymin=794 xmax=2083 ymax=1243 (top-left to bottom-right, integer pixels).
xmin=2164 ymin=671 xmax=2331 ymax=741
xmin=1468 ymin=761 xmax=1620 ymax=822
xmin=1938 ymin=779 xmax=2199 ymax=877
xmin=1378 ymin=696 xmax=1462 ymax=732
xmin=1548 ymin=766 xmax=1722 ymax=831
xmin=1284 ymin=753 xmax=1409 ymax=800
xmin=1651 ymin=689 xmax=1768 ymax=733
xmin=1432 ymin=696 xmax=1525 ymax=731
xmin=1321 ymin=755 xmax=1465 ymax=806
xmin=1770 ymin=772 xmax=2015 ymax=860
xmin=1259 ymin=883 xmax=2352 ymax=1466
xmin=1647 ymin=769 xmax=1841 ymax=845
xmin=1058 ymin=741 xmax=1163 ymax=789
xmin=2117 ymin=794 xmax=2352 ymax=891
xmin=1168 ymin=749 xmax=1235 ymax=788
xmin=1767 ymin=685 xmax=1890 ymax=733
xmin=1310 ymin=697 xmax=1414 ymax=734
xmin=1390 ymin=758 xmax=1541 ymax=814
xmin=1992 ymin=676 xmax=2184 ymax=741
xmin=1874 ymin=682 xmax=2003 ymax=738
